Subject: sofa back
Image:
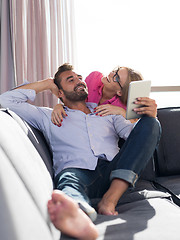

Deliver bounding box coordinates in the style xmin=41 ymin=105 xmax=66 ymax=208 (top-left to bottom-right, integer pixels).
xmin=119 ymin=107 xmax=180 ymax=181
xmin=155 ymin=107 xmax=180 ymax=177
xmin=4 ymin=109 xmax=54 ymax=179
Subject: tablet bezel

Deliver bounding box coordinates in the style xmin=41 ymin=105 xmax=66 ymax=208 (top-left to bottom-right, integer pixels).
xmin=126 ymin=80 xmax=151 ymax=120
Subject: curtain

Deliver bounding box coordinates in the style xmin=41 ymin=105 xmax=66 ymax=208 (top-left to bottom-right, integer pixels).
xmin=1 ymin=0 xmax=75 ymax=107
xmin=0 ymin=0 xmax=15 ymax=94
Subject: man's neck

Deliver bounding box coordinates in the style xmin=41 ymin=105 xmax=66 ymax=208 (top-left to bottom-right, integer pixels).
xmin=65 ymin=101 xmax=91 ymax=114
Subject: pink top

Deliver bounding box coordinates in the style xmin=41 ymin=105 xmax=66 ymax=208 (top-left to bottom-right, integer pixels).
xmin=85 ymin=71 xmax=126 ymax=109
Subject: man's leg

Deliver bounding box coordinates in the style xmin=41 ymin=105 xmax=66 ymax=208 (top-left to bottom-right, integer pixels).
xmin=98 ymin=116 xmax=161 ymax=215
xmin=55 ymin=168 xmax=101 ymax=221
xmin=47 ymin=190 xmax=98 ymax=240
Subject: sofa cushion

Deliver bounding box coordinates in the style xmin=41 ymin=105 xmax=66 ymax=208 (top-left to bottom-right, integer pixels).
xmin=156 ymin=176 xmax=180 ymax=197
xmin=1 ymin=109 xmax=54 ymax=180
xmin=95 ymin=198 xmax=180 ymax=240
xmin=0 ymin=110 xmax=60 ymax=240
xmin=0 ymin=111 xmax=53 ymax=217
xmin=156 ymin=107 xmax=180 ymax=176
xmin=153 ymin=175 xmax=180 ymax=207
xmin=0 ymin=148 xmax=59 ymax=240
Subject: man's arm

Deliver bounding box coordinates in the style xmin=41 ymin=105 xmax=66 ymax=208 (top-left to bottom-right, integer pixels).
xmin=0 ymin=78 xmax=59 ymax=131
xmin=17 ymin=78 xmax=59 ymax=97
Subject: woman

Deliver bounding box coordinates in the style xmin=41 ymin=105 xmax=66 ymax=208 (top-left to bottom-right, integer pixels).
xmin=51 ymin=66 xmax=143 ymax=125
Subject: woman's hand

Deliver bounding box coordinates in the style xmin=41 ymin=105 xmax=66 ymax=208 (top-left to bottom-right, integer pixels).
xmin=51 ymin=104 xmax=67 ymax=127
xmin=94 ymin=104 xmax=126 ymax=118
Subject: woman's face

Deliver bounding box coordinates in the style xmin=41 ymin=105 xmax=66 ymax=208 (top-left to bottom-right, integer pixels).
xmin=101 ymin=67 xmax=128 ymax=93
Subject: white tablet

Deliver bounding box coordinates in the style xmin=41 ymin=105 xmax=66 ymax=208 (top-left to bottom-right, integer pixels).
xmin=126 ymin=80 xmax=151 ymax=120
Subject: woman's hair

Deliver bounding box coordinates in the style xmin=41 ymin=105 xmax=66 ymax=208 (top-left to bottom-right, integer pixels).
xmin=115 ymin=67 xmax=143 ymax=105
xmin=54 ymin=63 xmax=73 ymax=89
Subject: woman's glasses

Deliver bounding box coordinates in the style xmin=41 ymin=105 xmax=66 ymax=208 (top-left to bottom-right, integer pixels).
xmin=113 ymin=69 xmax=123 ymax=89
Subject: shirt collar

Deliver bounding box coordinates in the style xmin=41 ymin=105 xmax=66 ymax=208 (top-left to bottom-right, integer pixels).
xmin=107 ymin=95 xmax=119 ymax=104
xmin=98 ymin=84 xmax=103 ymax=97
xmin=63 ymin=102 xmax=97 ymax=113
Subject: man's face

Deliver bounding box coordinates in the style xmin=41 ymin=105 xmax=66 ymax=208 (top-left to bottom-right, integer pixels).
xmin=58 ymin=70 xmax=88 ymax=102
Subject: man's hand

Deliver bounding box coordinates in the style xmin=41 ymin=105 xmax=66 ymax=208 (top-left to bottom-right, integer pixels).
xmin=48 ymin=78 xmax=60 ymax=98
xmin=133 ymin=97 xmax=157 ymax=118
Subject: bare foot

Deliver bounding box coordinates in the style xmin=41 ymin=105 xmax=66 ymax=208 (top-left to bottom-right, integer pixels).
xmin=47 ymin=190 xmax=98 ymax=240
xmin=98 ymin=179 xmax=128 ymax=215
xmin=98 ymin=198 xmax=118 ymax=216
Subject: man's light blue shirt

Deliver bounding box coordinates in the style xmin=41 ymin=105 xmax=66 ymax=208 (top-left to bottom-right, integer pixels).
xmin=0 ymin=89 xmax=134 ymax=176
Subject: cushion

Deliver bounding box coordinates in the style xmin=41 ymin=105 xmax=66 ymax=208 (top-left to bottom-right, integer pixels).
xmin=0 ymin=110 xmax=60 ymax=240
xmin=1 ymin=109 xmax=54 ymax=180
xmin=156 ymin=107 xmax=180 ymax=176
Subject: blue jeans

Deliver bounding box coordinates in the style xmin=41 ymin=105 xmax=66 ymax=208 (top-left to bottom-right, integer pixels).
xmin=55 ymin=116 xmax=161 ymax=205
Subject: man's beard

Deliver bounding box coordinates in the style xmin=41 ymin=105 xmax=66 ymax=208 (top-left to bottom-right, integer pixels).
xmin=62 ymin=83 xmax=88 ymax=102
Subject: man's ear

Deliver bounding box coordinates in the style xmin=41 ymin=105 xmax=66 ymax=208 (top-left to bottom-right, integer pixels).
xmin=116 ymin=90 xmax=122 ymax=97
xmin=58 ymin=89 xmax=64 ymax=99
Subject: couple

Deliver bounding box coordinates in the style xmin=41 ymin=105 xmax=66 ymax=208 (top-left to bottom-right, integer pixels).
xmin=0 ymin=64 xmax=161 ymax=240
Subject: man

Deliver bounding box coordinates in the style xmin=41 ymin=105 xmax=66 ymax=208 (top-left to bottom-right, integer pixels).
xmin=0 ymin=63 xmax=161 ymax=240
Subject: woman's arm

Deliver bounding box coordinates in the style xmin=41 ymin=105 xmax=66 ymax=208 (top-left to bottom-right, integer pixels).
xmin=94 ymin=104 xmax=126 ymax=118
xmin=94 ymin=104 xmax=139 ymax=123
xmin=51 ymin=104 xmax=67 ymax=127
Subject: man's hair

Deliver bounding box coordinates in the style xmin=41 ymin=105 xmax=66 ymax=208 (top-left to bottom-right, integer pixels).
xmin=54 ymin=63 xmax=74 ymax=89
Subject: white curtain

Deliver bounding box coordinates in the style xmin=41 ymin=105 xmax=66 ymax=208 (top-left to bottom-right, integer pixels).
xmin=1 ymin=0 xmax=75 ymax=107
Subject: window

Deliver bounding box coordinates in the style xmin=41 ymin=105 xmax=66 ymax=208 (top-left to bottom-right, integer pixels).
xmin=73 ymin=0 xmax=180 ymax=107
